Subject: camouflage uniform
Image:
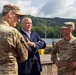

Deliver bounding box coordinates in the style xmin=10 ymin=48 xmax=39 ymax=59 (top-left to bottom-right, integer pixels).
xmin=52 ymin=36 xmax=76 ymax=75
xmin=0 ymin=21 xmax=28 ymax=75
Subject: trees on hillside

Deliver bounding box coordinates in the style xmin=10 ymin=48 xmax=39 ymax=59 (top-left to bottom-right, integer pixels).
xmin=0 ymin=14 xmax=76 ymax=38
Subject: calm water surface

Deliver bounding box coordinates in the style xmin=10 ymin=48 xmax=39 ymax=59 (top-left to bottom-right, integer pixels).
xmin=42 ymin=38 xmax=61 ymax=45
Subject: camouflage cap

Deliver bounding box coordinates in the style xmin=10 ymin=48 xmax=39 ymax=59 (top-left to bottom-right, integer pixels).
xmin=2 ymin=4 xmax=25 ymax=16
xmin=61 ymin=22 xmax=75 ymax=30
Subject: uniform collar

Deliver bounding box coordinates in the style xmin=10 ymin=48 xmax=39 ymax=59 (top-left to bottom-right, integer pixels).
xmin=64 ymin=35 xmax=75 ymax=43
xmin=0 ymin=20 xmax=9 ymax=26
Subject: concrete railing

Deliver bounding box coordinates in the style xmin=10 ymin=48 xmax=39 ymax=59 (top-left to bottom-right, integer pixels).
xmin=40 ymin=54 xmax=58 ymax=75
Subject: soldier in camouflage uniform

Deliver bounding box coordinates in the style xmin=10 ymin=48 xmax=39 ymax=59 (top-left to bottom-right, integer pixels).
xmin=51 ymin=22 xmax=76 ymax=75
xmin=0 ymin=4 xmax=28 ymax=75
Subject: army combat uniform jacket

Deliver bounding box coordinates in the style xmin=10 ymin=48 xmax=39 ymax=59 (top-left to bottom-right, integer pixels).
xmin=51 ymin=36 xmax=76 ymax=75
xmin=0 ymin=21 xmax=28 ymax=75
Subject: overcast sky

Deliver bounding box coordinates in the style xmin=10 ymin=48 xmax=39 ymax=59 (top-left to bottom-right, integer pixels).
xmin=0 ymin=0 xmax=76 ymax=19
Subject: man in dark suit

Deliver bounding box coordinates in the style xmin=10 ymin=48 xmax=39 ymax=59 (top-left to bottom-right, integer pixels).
xmin=18 ymin=17 xmax=46 ymax=75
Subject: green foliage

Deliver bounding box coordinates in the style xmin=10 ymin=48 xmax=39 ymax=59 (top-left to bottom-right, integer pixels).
xmin=0 ymin=13 xmax=76 ymax=38
xmin=15 ymin=22 xmax=21 ymax=31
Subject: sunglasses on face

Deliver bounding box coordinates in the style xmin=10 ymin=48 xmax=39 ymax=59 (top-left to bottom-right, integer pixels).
xmin=12 ymin=12 xmax=21 ymax=19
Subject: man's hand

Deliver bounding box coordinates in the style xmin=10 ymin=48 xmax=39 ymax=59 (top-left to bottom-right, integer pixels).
xmin=54 ymin=60 xmax=62 ymax=68
xmin=68 ymin=61 xmax=76 ymax=69
xmin=26 ymin=38 xmax=34 ymax=47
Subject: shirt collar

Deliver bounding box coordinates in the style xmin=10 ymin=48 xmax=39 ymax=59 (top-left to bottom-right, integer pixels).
xmin=22 ymin=29 xmax=31 ymax=38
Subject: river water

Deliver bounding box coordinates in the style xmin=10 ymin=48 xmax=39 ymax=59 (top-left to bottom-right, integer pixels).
xmin=42 ymin=38 xmax=61 ymax=45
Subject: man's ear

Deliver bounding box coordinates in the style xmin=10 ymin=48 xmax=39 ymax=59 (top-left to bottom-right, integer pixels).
xmin=8 ymin=11 xmax=13 ymax=18
xmin=69 ymin=28 xmax=72 ymax=33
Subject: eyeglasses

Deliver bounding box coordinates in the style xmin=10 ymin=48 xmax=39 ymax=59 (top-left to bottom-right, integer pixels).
xmin=12 ymin=12 xmax=21 ymax=19
xmin=16 ymin=14 xmax=21 ymax=19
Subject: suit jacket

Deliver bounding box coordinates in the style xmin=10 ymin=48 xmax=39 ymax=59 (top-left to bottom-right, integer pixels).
xmin=18 ymin=29 xmax=46 ymax=73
